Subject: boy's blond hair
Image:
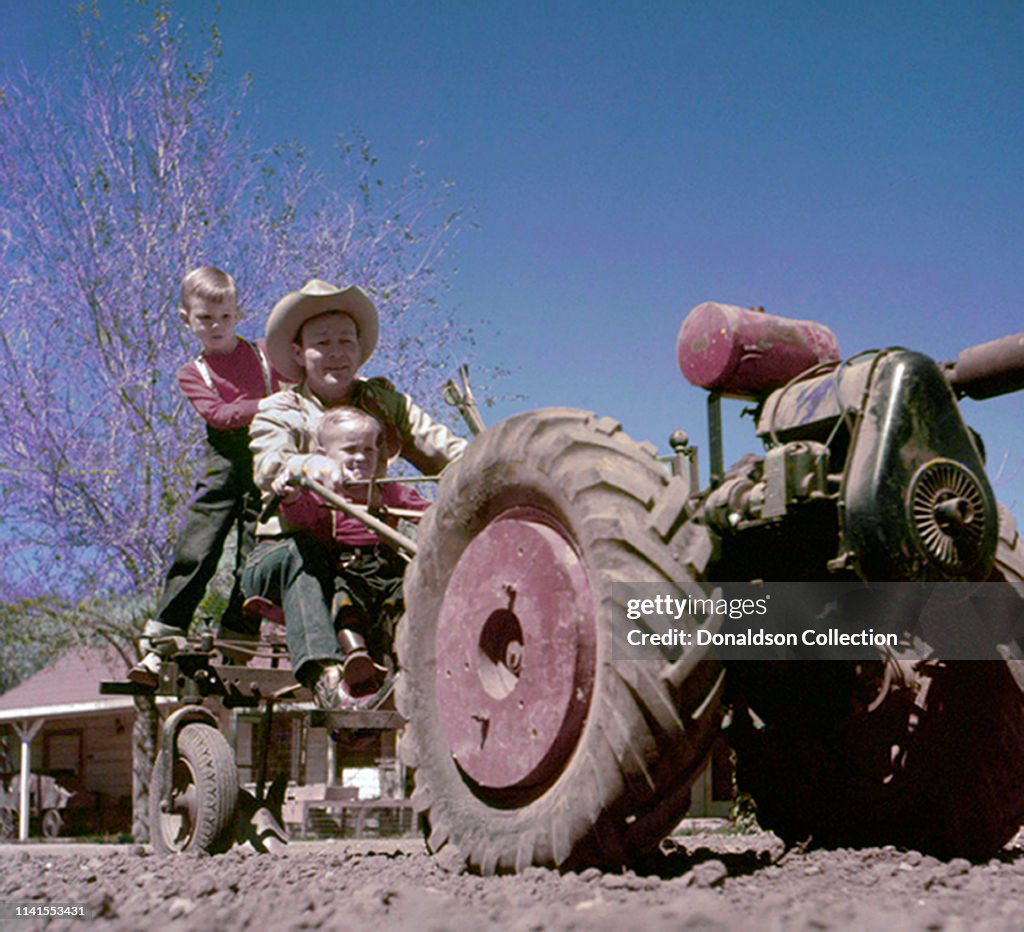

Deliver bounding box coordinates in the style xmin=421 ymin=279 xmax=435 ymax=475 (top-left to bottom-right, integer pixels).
xmin=317 ymin=407 xmax=384 ymax=448
xmin=181 ymin=266 xmax=237 ymax=312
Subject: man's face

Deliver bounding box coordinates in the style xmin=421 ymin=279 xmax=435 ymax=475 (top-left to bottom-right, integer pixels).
xmin=321 ymin=422 xmax=381 ymax=492
xmin=180 ymin=298 xmax=239 ymax=355
xmin=292 ymin=312 xmax=362 ymax=403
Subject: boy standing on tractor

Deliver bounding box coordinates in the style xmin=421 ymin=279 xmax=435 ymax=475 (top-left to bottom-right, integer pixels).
xmin=128 ymin=266 xmax=281 ymax=687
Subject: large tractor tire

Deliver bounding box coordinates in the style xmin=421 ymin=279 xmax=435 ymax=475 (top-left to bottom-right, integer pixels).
xmin=730 ymin=649 xmax=1024 ymax=859
xmin=396 ymin=408 xmax=724 ymax=874
xmin=149 ymin=722 xmax=239 ymax=855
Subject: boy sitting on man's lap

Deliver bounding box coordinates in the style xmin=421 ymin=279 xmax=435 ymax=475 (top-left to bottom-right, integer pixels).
xmin=278 ymin=406 xmax=429 ymax=699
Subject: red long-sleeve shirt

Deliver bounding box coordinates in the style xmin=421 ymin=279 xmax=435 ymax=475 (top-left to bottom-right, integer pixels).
xmin=281 ymin=482 xmax=430 ymax=548
xmin=176 ymin=337 xmax=281 ymax=431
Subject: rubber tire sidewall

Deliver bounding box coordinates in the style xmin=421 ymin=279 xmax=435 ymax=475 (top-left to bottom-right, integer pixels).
xmin=398 ymin=408 xmax=722 ymax=873
xmin=149 ymin=722 xmax=239 ymax=855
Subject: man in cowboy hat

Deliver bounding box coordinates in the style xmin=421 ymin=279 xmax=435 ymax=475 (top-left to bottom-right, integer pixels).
xmin=242 ymin=279 xmax=467 ymax=710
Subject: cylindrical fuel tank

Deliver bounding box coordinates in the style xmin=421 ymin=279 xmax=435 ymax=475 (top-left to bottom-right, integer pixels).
xmin=677 ymin=302 xmax=840 ymax=397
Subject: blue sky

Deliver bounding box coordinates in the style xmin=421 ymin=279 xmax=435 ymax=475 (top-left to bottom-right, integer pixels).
xmin=3 ymin=0 xmax=1022 ymax=511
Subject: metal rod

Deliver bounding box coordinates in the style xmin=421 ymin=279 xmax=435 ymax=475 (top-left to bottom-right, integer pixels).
xmin=346 ymin=474 xmax=439 ymax=485
xmin=300 ymin=477 xmax=419 ymax=556
xmin=707 ymin=393 xmax=724 ymax=488
xmin=256 ymin=701 xmax=274 ymax=803
xmin=443 ymin=364 xmax=486 ymax=435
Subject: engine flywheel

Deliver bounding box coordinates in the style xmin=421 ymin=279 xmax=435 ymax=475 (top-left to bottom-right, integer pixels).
xmin=906 ymin=459 xmax=991 ymax=575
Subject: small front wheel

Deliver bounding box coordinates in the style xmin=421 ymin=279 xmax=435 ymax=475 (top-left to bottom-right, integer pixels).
xmin=149 ymin=722 xmax=238 ymax=854
xmin=41 ymin=808 xmax=62 ymax=839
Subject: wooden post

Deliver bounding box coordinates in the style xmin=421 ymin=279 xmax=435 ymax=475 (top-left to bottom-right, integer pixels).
xmin=325 ymin=738 xmax=336 ymax=786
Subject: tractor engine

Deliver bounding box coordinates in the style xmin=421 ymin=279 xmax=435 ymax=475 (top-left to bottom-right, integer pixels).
xmin=670 ymin=302 xmax=1024 ymax=859
xmin=676 ymin=302 xmax=1013 ymax=585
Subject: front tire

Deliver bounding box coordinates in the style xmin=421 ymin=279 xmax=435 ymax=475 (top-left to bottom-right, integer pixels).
xmin=41 ymin=808 xmax=62 ymax=839
xmin=397 ymin=408 xmax=723 ymax=873
xmin=149 ymin=722 xmax=238 ymax=854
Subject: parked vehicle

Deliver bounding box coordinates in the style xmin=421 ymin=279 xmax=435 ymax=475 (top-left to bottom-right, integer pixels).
xmin=0 ymin=772 xmax=72 ymax=839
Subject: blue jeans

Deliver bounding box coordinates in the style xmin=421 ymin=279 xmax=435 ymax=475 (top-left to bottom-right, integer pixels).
xmin=332 ymin=547 xmax=407 ymax=661
xmin=241 ymin=534 xmax=343 ymax=683
xmin=156 ymin=431 xmax=258 ymax=632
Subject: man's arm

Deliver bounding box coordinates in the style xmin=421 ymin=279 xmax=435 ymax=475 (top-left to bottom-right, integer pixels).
xmin=249 ymin=391 xmax=319 ymax=493
xmin=358 ymin=378 xmax=469 ymax=474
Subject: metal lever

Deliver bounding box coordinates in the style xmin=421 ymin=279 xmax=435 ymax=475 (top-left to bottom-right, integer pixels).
xmin=443 ymin=364 xmax=486 ymax=435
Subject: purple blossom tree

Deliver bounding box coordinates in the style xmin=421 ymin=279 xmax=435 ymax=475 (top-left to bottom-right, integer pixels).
xmin=0 ymin=4 xmax=466 ymax=614
xmin=0 ymin=3 xmax=468 ymax=838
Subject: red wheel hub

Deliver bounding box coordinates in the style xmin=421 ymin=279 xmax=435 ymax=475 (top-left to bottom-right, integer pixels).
xmin=435 ymin=508 xmax=596 ymax=792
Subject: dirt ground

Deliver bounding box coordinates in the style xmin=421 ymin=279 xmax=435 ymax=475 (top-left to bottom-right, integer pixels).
xmin=3 ymin=827 xmax=1024 ymax=931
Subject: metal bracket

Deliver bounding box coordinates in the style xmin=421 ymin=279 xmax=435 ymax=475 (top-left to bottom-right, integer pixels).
xmin=707 ymin=393 xmax=724 ymax=488
xmin=443 ymin=364 xmax=486 ymax=435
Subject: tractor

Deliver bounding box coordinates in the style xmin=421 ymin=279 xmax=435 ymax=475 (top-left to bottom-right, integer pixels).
xmin=396 ymin=302 xmax=1024 ymax=873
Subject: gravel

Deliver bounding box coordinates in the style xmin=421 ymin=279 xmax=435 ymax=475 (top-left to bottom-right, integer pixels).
xmin=3 ymin=830 xmax=1024 ymax=930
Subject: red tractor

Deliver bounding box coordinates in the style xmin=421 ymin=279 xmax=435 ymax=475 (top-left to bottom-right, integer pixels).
xmin=397 ymin=303 xmax=1024 ymax=873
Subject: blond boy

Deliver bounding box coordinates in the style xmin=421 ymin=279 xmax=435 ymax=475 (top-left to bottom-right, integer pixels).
xmin=129 ymin=266 xmax=281 ymax=686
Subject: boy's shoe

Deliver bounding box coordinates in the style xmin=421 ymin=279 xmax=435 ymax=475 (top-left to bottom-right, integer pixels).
xmin=314 ymin=661 xmax=396 ymax=713
xmin=336 ymin=627 xmax=386 ymax=692
xmin=341 ymin=649 xmax=379 ymax=691
xmin=127 ymin=652 xmax=161 ymax=689
xmin=312 ymin=662 xmax=348 ymax=711
xmin=125 ymin=619 xmax=181 ymax=689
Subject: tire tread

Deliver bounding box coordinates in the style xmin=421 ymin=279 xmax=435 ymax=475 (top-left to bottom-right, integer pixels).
xmin=398 ymin=408 xmax=722 ymax=872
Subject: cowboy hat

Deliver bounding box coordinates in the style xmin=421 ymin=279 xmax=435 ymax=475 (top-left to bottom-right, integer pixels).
xmin=265 ymin=279 xmax=379 ymax=381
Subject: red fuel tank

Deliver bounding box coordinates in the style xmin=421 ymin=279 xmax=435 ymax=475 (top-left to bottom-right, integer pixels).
xmin=677 ymin=302 xmax=840 ymax=397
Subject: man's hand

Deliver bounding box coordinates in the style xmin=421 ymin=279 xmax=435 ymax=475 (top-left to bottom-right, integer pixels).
xmin=270 ymin=471 xmax=303 ymax=504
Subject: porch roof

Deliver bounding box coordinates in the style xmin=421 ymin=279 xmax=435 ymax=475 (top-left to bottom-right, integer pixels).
xmin=0 ymin=646 xmax=136 ymax=723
